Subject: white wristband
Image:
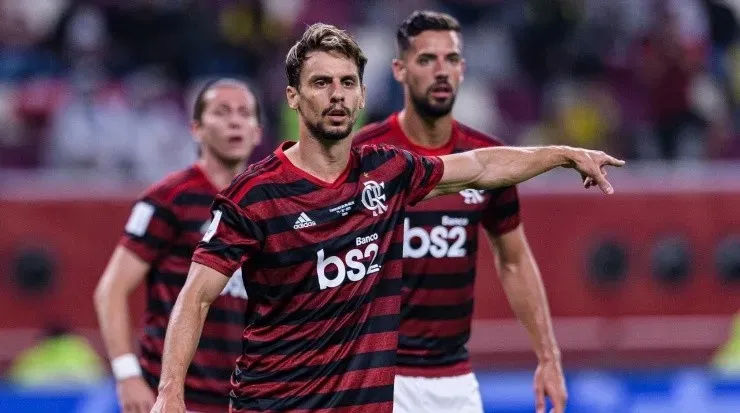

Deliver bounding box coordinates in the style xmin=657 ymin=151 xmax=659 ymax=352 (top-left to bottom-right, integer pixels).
xmin=111 ymin=353 xmax=142 ymax=381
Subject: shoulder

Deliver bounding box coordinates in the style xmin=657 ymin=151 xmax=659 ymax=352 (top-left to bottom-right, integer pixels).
xmin=352 ymin=116 xmax=394 ymax=146
xmin=139 ymin=166 xmax=200 ymax=206
xmin=455 ymin=122 xmax=508 ymax=149
xmin=221 ymin=153 xmax=281 ymax=206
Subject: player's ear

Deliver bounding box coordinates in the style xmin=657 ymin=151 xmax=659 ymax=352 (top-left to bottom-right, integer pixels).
xmin=190 ymin=120 xmax=202 ymax=143
xmin=460 ymin=58 xmax=466 ymax=84
xmin=359 ymin=83 xmax=367 ymax=110
xmin=391 ymin=58 xmax=405 ymax=83
xmin=286 ymin=86 xmax=299 ymax=110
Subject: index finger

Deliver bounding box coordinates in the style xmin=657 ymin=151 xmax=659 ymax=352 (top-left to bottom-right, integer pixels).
xmin=602 ymin=155 xmax=626 ymax=167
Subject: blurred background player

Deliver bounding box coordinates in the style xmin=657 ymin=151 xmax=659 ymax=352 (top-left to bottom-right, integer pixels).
xmin=93 ymin=78 xmax=262 ymax=413
xmin=150 ymin=22 xmax=621 ymax=413
xmin=354 ymin=11 xmax=567 ymax=413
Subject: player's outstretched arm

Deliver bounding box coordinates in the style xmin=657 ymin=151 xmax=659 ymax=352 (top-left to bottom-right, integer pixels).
xmin=150 ymin=263 xmax=229 ymax=413
xmin=425 ymin=145 xmax=625 ymax=200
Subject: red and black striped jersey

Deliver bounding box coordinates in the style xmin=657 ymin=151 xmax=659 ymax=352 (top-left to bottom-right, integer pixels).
xmin=119 ymin=164 xmax=247 ymax=413
xmin=192 ymin=141 xmax=444 ymax=413
xmin=353 ymin=113 xmax=521 ymax=378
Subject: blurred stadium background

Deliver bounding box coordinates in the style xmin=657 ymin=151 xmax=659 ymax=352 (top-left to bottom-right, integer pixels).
xmin=1 ymin=0 xmax=740 ymax=412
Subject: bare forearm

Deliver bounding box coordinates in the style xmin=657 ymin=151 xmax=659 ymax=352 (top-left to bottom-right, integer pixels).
xmin=471 ymin=146 xmax=569 ymax=190
xmin=498 ymin=255 xmax=560 ymax=361
xmin=94 ymin=288 xmax=136 ymax=358
xmin=157 ymin=291 xmax=210 ymax=395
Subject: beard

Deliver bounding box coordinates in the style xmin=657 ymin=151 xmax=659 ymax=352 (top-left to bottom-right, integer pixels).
xmin=410 ymin=86 xmax=457 ymax=119
xmin=303 ymin=106 xmax=356 ymax=141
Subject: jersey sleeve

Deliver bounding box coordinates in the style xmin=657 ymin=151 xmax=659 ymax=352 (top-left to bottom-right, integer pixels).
xmin=191 ymin=194 xmax=263 ymax=277
xmin=399 ymin=148 xmax=445 ymax=206
xmin=481 ymin=185 xmax=521 ymax=236
xmin=119 ymin=197 xmax=179 ymax=263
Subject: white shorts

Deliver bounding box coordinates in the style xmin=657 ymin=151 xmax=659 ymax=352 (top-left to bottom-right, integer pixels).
xmin=393 ymin=372 xmax=485 ymax=413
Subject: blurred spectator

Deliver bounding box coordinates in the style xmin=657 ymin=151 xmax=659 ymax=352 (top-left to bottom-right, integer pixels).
xmin=2 ymin=0 xmax=740 ymax=179
xmin=713 ymin=310 xmax=740 ymax=374
xmin=8 ymin=324 xmax=105 ymax=387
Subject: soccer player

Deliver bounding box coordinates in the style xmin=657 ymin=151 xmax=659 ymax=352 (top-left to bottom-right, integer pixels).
xmin=94 ymin=78 xmax=262 ymax=413
xmin=150 ymin=23 xmax=623 ymax=413
xmin=353 ymin=11 xmax=567 ymax=413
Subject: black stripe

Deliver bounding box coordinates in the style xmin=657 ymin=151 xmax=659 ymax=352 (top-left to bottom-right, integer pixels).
xmin=397 ymin=340 xmax=470 ymax=367
xmin=488 ymin=199 xmax=520 ymax=218
xmin=403 ymin=299 xmax=474 ymax=321
xmin=182 ymin=219 xmax=209 ymax=233
xmin=147 ymin=298 xmax=245 ymax=325
xmin=237 ymin=349 xmax=396 ymax=384
xmin=144 ymin=326 xmax=243 ymax=353
xmin=404 ymin=210 xmax=484 ymax=227
xmin=197 ymin=238 xmax=247 ymax=263
xmin=216 ymin=199 xmax=266 ymax=242
xmin=244 ymin=243 xmax=404 ymax=301
xmin=244 ymin=313 xmax=399 ymax=356
xmin=150 ymin=269 xmax=186 ymax=286
xmin=138 ymin=198 xmax=179 ymax=229
xmin=167 ymin=243 xmax=195 ymax=259
xmin=251 ymin=171 xmax=407 ymax=237
xmin=130 ymin=233 xmax=171 ymax=253
xmin=140 ymin=344 xmax=237 ymax=381
xmin=398 ymin=331 xmax=470 ymax=353
xmin=259 ymin=211 xmax=404 ymax=269
xmin=404 ymin=270 xmax=475 ymax=290
xmin=238 ymin=178 xmax=317 ymax=207
xmin=231 ymin=384 xmax=394 ymax=411
xmin=142 ymin=369 xmax=230 ymax=407
xmin=172 ymin=192 xmax=215 ymax=207
xmin=251 ymin=276 xmax=401 ymax=328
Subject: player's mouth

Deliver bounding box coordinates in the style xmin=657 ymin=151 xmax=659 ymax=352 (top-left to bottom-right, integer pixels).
xmin=430 ymin=83 xmax=453 ymax=99
xmin=227 ymin=135 xmax=245 ymax=144
xmin=326 ymin=107 xmax=349 ymax=123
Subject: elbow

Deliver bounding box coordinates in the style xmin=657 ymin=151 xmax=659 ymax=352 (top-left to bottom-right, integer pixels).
xmin=93 ymin=280 xmax=111 ymax=310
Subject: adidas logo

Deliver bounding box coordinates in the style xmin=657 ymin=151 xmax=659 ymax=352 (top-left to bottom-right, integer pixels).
xmin=293 ymin=212 xmax=316 ymax=229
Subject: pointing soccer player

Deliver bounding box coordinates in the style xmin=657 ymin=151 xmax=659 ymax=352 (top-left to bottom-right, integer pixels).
xmin=94 ymin=79 xmax=261 ymax=413
xmin=151 ymin=23 xmax=623 ymax=413
xmin=354 ymin=11 xmax=567 ymax=413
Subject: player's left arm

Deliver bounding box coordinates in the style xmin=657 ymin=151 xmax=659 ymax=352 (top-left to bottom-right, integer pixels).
xmin=484 ymin=225 xmax=567 ymax=413
xmin=426 ymin=145 xmax=624 ymax=200
xmin=152 ymin=263 xmax=229 ymax=412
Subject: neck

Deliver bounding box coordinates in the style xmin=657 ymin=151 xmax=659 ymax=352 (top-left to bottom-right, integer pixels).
xmin=283 ymin=128 xmax=352 ymax=183
xmin=398 ymin=103 xmax=454 ymax=149
xmin=197 ymin=153 xmax=246 ymax=191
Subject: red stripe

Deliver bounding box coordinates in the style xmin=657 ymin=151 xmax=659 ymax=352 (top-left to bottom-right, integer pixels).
xmin=405 ymin=286 xmax=472 ymax=306
xmin=400 ymin=318 xmax=470 ymax=337
xmin=234 ymin=366 xmax=395 ymax=398
xmin=232 ymin=401 xmax=393 ymax=413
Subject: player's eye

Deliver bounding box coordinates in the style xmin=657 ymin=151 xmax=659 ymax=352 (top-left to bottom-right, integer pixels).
xmin=314 ymin=79 xmax=328 ymax=87
xmin=448 ymin=55 xmax=461 ymax=64
xmin=418 ymin=56 xmax=432 ymax=65
xmin=343 ymin=79 xmax=356 ymax=87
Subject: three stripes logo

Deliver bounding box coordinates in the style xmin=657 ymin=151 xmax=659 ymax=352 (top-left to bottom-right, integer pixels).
xmin=293 ymin=212 xmax=316 ymax=229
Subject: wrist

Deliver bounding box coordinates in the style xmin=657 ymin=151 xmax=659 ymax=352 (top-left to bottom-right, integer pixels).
xmin=552 ymin=146 xmax=575 ymax=167
xmin=111 ymin=353 xmax=142 ymax=381
xmin=157 ymin=378 xmax=185 ymax=396
xmin=537 ymin=349 xmax=562 ymax=364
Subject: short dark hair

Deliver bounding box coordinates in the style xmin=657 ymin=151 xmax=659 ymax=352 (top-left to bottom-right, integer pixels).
xmin=396 ymin=10 xmax=461 ymax=55
xmin=285 ymin=23 xmax=367 ymax=88
xmin=192 ymin=78 xmax=262 ymax=125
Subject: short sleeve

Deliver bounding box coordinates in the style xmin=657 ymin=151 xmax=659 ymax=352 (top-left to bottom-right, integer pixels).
xmin=481 ymin=185 xmax=521 ymax=236
xmin=119 ymin=198 xmax=178 ymax=263
xmin=399 ymin=149 xmax=445 ymax=206
xmin=191 ymin=195 xmax=263 ymax=277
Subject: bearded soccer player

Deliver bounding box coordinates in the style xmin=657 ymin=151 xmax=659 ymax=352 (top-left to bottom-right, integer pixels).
xmin=150 ymin=23 xmax=622 ymax=413
xmin=94 ymin=79 xmax=262 ymax=413
xmin=353 ymin=11 xmax=567 ymax=413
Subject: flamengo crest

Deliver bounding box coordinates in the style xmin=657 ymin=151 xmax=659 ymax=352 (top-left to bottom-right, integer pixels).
xmin=361 ymin=180 xmax=388 ymax=216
